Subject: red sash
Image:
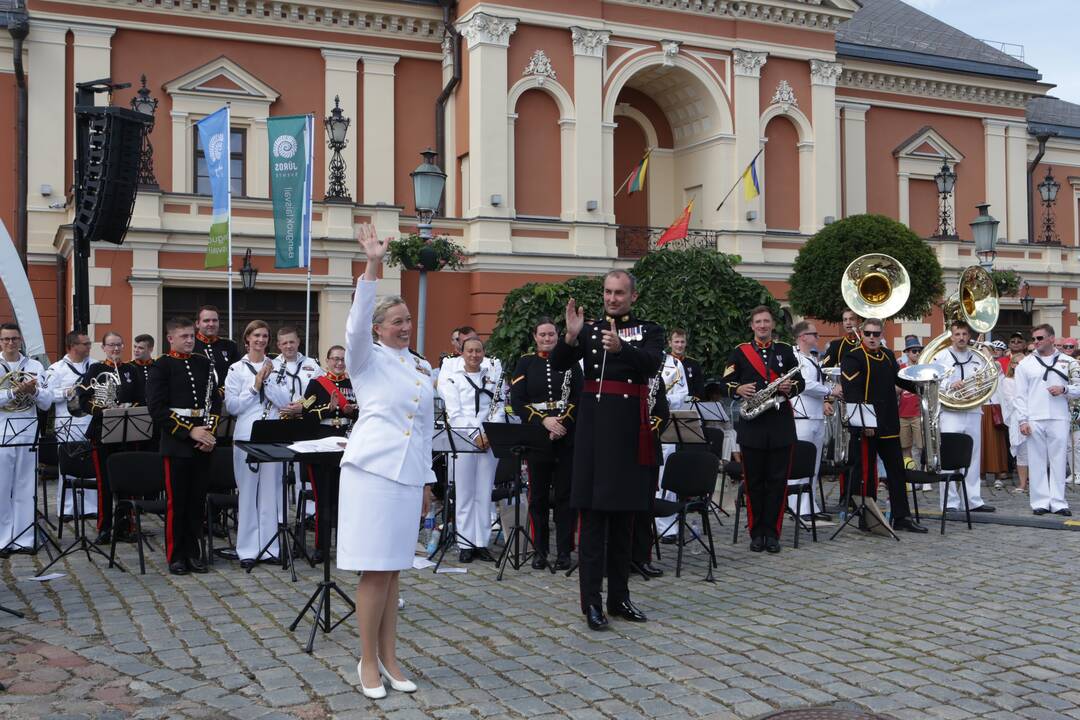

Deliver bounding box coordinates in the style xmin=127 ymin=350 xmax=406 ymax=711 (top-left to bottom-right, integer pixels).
xmin=315 ymin=375 xmax=350 ymax=409
xmin=739 ymin=343 xmax=777 ymax=382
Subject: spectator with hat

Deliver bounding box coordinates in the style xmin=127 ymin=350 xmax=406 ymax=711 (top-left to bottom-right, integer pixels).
xmin=898 ymin=336 xmax=926 ymax=478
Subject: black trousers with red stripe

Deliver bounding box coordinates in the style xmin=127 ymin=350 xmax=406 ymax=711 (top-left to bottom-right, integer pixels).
xmin=526 ymin=442 xmax=575 ymax=557
xmin=163 ymin=453 xmax=211 ymax=563
xmin=740 ymin=444 xmax=790 ymax=540
xmin=578 ymin=509 xmax=633 ymax=612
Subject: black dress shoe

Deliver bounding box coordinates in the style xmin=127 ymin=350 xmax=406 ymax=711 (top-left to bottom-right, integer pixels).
xmin=531 ymin=553 xmax=548 ymax=570
xmin=750 ymin=536 xmax=766 ymax=552
xmin=553 ymin=553 xmax=572 ymax=571
xmin=475 ymin=548 xmax=496 ymax=563
xmin=659 ymin=535 xmax=678 ymax=545
xmin=1055 ymin=508 xmax=1073 ymax=517
xmin=765 ymin=537 xmax=781 ymax=554
xmin=1033 ymin=508 xmax=1050 ymax=516
xmin=636 ymin=561 xmax=664 ymax=578
xmin=607 ymin=599 xmax=647 ymax=623
xmin=584 ymin=604 xmax=609 ymax=630
xmin=94 ymin=530 xmax=111 ymax=546
xmin=813 ymin=512 xmax=832 ymax=521
xmin=169 ymin=561 xmax=189 ymax=576
xmin=458 ymin=549 xmax=474 ymax=563
xmin=240 ymin=559 xmax=255 ymax=571
xmin=971 ymin=504 xmax=996 ymax=512
xmin=892 ymin=517 xmax=928 ymax=533
xmin=186 ymin=557 xmax=209 ymax=574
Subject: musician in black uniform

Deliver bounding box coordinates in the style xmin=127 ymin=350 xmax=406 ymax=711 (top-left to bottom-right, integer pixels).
xmin=631 ymin=367 xmax=669 ymax=578
xmin=194 ymin=305 xmax=241 ymax=390
xmin=669 ymin=329 xmax=705 ymax=400
xmin=839 ymin=317 xmax=926 ymax=533
xmin=76 ymin=332 xmax=139 ymax=544
xmin=724 ymin=306 xmax=805 ymax=553
xmin=301 ymin=345 xmax=357 ymax=562
xmin=509 ymin=318 xmax=582 ymax=571
xmin=550 ymin=270 xmax=664 ymax=631
xmin=124 ymin=334 xmax=155 ymax=406
xmin=822 ymin=308 xmax=862 ymax=368
xmin=148 ymin=317 xmax=222 ymax=575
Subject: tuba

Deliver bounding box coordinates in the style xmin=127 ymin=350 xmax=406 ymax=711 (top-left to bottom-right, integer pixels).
xmin=821 ymin=367 xmax=847 ymax=466
xmin=919 ymin=265 xmax=1000 ymax=411
xmin=0 ymin=370 xmax=37 ymax=412
xmin=840 ymin=253 xmax=911 ymax=320
xmin=897 ymin=362 xmax=945 ymax=472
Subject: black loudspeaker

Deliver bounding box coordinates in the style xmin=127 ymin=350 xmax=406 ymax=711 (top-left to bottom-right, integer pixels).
xmin=74 ymin=105 xmax=149 ymax=245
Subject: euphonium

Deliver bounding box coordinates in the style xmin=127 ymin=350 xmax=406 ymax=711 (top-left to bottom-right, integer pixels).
xmin=0 ymin=370 xmax=37 ymax=412
xmin=822 ymin=366 xmax=847 ymax=466
xmin=897 ymin=363 xmax=945 ymax=472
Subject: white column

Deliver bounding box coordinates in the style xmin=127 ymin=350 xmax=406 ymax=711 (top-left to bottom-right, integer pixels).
xmin=835 ymin=104 xmax=843 ymax=218
xmin=459 ymin=12 xmax=517 ymax=219
xmin=798 ymin=142 xmax=815 ymax=234
xmin=249 ymin=117 xmax=269 ymax=198
xmin=898 ymin=172 xmax=910 ymax=226
xmin=559 ymin=119 xmax=576 ymax=222
xmin=506 ymin=113 xmax=517 ymax=215
xmin=601 ymin=120 xmax=616 ymax=217
xmin=571 ymin=27 xmax=609 ymax=223
xmin=129 ymin=278 xmax=163 ymax=345
xmin=26 ymin=20 xmax=68 ymax=250
xmin=170 ymin=111 xmax=190 ymax=193
xmin=322 ymin=49 xmax=362 ymax=201
xmin=71 ymin=24 xmax=115 ymax=106
xmin=1005 ymin=122 xmax=1029 ymax=242
xmin=840 ymin=101 xmax=869 ymax=216
xmin=732 ymin=49 xmax=767 ymax=232
xmin=810 ymin=60 xmax=841 ymax=229
xmin=983 ymin=120 xmax=1008 ymax=239
xmin=360 ymin=53 xmax=400 ymax=205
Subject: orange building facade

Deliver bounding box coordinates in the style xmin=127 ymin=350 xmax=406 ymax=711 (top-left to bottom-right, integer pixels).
xmin=3 ymin=0 xmax=1080 ymax=364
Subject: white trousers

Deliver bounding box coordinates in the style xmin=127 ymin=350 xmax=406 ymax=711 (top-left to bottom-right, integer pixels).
xmin=1068 ymin=429 xmax=1080 ymax=480
xmin=290 ymin=461 xmax=316 ymax=518
xmin=0 ymin=446 xmax=37 ymax=549
xmin=1028 ymin=419 xmax=1070 ymax=512
xmin=56 ymin=475 xmax=97 ymax=518
xmin=233 ymin=447 xmax=282 ymax=561
xmin=454 ymin=449 xmax=497 ymax=548
xmin=941 ymin=411 xmax=984 ymax=510
xmin=655 ymin=443 xmax=679 ymax=536
xmin=789 ymin=419 xmax=824 ymax=516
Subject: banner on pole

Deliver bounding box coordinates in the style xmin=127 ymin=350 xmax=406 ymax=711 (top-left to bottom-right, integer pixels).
xmin=195 ymin=107 xmax=231 ymax=269
xmin=268 ymin=115 xmax=313 ymax=269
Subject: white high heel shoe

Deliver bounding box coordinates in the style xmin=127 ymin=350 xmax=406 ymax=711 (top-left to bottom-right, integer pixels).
xmin=378 ymin=659 xmax=418 ymax=693
xmin=357 ymin=658 xmax=386 ymax=699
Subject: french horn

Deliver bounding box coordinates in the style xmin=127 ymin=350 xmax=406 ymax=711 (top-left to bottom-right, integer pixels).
xmin=0 ymin=370 xmax=37 ymax=413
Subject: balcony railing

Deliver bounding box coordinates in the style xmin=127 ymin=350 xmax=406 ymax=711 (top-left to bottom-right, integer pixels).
xmin=615 ymin=225 xmax=720 ymax=258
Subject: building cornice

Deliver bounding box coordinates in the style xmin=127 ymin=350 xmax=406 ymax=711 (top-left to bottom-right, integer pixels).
xmin=605 ymin=0 xmax=855 ymax=32
xmin=839 ymin=67 xmax=1037 ymax=110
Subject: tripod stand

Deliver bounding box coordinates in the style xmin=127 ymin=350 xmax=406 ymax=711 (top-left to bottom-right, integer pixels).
xmin=235 ymin=439 xmax=305 ymax=582
xmin=829 ymin=430 xmax=899 ymax=541
xmin=3 ymin=419 xmax=61 ymax=561
xmin=428 ymin=425 xmax=486 ymax=572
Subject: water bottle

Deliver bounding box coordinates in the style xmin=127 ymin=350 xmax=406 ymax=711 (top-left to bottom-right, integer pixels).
xmin=426 ymin=523 xmax=442 ymax=556
xmin=419 ymin=507 xmax=436 ymax=547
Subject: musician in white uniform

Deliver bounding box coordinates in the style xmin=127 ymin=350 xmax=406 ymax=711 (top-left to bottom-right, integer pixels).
xmin=438 ymin=327 xmax=502 ymax=391
xmin=340 ymin=225 xmax=431 ymax=698
xmin=224 ymin=320 xmax=292 ymax=569
xmin=789 ymin=321 xmax=829 ymax=518
xmin=937 ymin=322 xmax=994 ymax=512
xmin=1015 ymin=323 xmax=1080 ymax=516
xmin=272 ymin=326 xmax=324 ymax=518
xmin=0 ymin=324 xmax=51 ymax=553
xmin=43 ymin=330 xmax=95 ymax=517
xmin=654 ymin=352 xmax=688 ymax=539
xmin=440 ymin=336 xmax=505 ymax=563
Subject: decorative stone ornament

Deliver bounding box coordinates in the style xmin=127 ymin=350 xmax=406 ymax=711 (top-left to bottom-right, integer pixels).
xmin=458 ymin=12 xmax=517 ymax=49
xmin=660 ymin=40 xmax=681 ymax=67
xmin=771 ymin=80 xmax=798 ymax=110
xmin=810 ymin=59 xmax=843 ymax=87
xmin=733 ymin=49 xmax=768 ymax=78
xmin=523 ymin=49 xmax=557 ymax=86
xmin=570 ymin=27 xmax=611 ymax=57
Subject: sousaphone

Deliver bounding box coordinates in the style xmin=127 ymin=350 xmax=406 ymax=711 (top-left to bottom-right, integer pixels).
xmin=840 ymin=253 xmax=911 ymax=320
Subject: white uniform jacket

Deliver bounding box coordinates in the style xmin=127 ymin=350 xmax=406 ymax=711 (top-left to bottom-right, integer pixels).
xmin=1015 ymin=351 xmax=1080 ymax=424
xmin=792 ymin=351 xmax=829 ymax=420
xmin=438 ymin=355 xmax=502 ymax=389
xmin=0 ymin=354 xmax=52 ymax=419
xmin=440 ymin=367 xmax=506 ymax=441
xmin=224 ymin=356 xmax=294 ymax=441
xmin=43 ymin=355 xmax=91 ymax=440
xmin=271 ymin=353 xmax=324 ymax=403
xmin=941 ymin=348 xmax=988 ymax=416
xmin=661 ymin=354 xmax=689 ymax=411
xmin=343 ymin=278 xmax=436 ymax=487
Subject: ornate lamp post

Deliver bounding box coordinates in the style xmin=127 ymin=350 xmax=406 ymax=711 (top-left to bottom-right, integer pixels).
xmin=1020 ymin=280 xmax=1035 ymax=316
xmin=129 ymin=74 xmax=159 ymax=188
xmin=970 ymin=203 xmax=999 ymax=341
xmin=934 ymin=161 xmax=957 ymax=238
xmin=323 ymin=95 xmax=351 ymax=201
xmin=240 ymin=248 xmax=258 ymax=291
xmin=409 ymin=148 xmax=447 ymax=355
xmin=1037 ymin=167 xmax=1060 ymax=244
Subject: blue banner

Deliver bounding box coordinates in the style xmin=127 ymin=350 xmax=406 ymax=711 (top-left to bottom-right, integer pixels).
xmin=195 ymin=106 xmax=231 ymax=269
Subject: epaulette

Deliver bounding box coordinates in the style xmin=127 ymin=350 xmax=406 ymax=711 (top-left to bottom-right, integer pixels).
xmin=409 ymin=348 xmax=426 ymax=361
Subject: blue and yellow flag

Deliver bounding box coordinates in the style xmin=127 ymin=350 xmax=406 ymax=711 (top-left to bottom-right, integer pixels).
xmin=741 ymin=157 xmax=761 ymax=201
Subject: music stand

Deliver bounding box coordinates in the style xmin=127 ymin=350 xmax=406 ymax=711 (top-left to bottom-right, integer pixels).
xmin=660 ymin=410 xmax=707 ymax=446
xmin=693 ymin=401 xmax=732 ymax=522
xmin=482 ymin=422 xmax=553 ymax=580
xmin=829 ymin=404 xmax=899 ymax=542
xmin=428 ymin=424 xmax=486 ymax=572
xmin=2 ymin=416 xmax=60 ymax=559
xmin=99 ymin=407 xmax=153 ymax=446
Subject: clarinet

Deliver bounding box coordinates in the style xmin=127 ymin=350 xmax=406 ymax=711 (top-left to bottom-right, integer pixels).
xmin=205 ymin=364 xmax=216 ymax=426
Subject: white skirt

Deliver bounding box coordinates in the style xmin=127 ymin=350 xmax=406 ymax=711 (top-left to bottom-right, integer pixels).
xmin=336 ymin=465 xmax=422 ymax=571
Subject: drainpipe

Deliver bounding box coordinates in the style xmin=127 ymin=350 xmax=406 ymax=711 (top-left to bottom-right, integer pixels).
xmin=1027 ymin=132 xmax=1055 ymax=243
xmin=434 ymin=0 xmax=460 ymax=201
xmin=8 ymin=2 xmax=29 ymax=270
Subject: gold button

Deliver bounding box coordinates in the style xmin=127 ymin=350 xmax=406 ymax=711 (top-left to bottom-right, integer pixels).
xmin=413 ymin=397 xmax=419 ymax=403
xmin=404 ymin=430 xmax=411 ymax=436
xmin=407 ymin=413 xmax=413 ymax=419
xmin=623 ymin=394 xmax=629 ymax=399
xmin=415 ymin=380 xmax=421 ymax=386
xmin=399 ymin=357 xmax=405 ymax=362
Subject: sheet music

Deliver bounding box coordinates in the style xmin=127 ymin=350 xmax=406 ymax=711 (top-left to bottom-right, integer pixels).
xmin=660 ymin=410 xmax=707 ymax=444
xmin=288 ymin=437 xmax=349 ymax=454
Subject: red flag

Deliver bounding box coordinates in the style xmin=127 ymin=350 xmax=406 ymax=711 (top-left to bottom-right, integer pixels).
xmin=656 ymin=200 xmax=694 ymax=248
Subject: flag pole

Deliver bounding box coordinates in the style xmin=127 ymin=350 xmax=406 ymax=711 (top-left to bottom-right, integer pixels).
xmin=715 ymin=147 xmax=764 ymax=212
xmin=303 ymin=115 xmax=314 ymax=354
xmin=614 ymin=148 xmax=652 ymax=199
xmin=226 ymin=103 xmax=234 ymax=340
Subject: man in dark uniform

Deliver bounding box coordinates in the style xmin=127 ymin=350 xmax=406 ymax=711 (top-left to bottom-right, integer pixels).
xmin=148 ymin=317 xmax=222 ymax=575
xmin=631 ymin=367 xmax=668 ymax=578
xmin=76 ymin=332 xmax=139 ymax=544
xmin=509 ymin=317 xmax=582 ymax=571
xmin=194 ymin=305 xmax=240 ymax=388
xmin=124 ymin=334 xmax=155 ymax=407
xmin=301 ymin=345 xmax=357 ymax=561
xmin=822 ymin=308 xmax=862 ymax=368
xmin=669 ymin=328 xmax=705 ymax=400
xmin=551 ymin=270 xmax=664 ymax=631
xmin=724 ymin=306 xmax=805 ymax=553
xmin=840 ymin=317 xmax=927 ymax=533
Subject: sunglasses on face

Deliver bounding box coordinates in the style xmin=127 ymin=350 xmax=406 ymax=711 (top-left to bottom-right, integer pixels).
xmin=863 ymin=330 xmax=882 ymax=337
xmin=1033 ymin=335 xmax=1047 ymax=341
xmin=1065 ymin=345 xmax=1076 ymax=350
xmin=800 ymin=331 xmax=819 ymax=337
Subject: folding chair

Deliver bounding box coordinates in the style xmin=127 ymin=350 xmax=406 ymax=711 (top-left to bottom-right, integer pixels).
xmin=651 ymin=451 xmax=720 ymax=579
xmin=57 ymin=442 xmax=97 ymax=541
xmin=106 ymin=451 xmax=166 ymax=574
xmin=783 ymin=440 xmax=819 ymax=547
xmin=907 ymin=432 xmax=973 ymax=534
xmin=205 ymin=446 xmax=239 ymax=565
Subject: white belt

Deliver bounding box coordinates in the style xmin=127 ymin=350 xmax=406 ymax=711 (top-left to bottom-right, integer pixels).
xmin=320 ymin=417 xmax=352 ymax=427
xmin=528 ymin=401 xmax=566 ymax=411
xmin=170 ymin=407 xmax=206 ymax=418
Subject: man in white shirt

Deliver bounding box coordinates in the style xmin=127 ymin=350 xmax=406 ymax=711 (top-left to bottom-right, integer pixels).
xmin=939 ymin=321 xmax=994 ymax=513
xmin=654 ymin=352 xmax=689 ymax=539
xmin=789 ymin=321 xmax=830 ymax=519
xmin=438 ymin=326 xmax=502 ymax=387
xmin=43 ymin=330 xmax=95 ymax=517
xmin=1015 ymin=323 xmax=1080 ymax=516
xmin=271 ymin=326 xmax=324 ymax=520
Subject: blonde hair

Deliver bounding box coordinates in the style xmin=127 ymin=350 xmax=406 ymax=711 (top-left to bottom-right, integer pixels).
xmin=372 ymin=295 xmax=407 ymax=340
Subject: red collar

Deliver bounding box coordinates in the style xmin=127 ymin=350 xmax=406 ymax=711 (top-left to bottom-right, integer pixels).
xmin=133 ymin=358 xmax=153 ymax=366
xmin=537 ymin=351 xmax=550 ymax=359
xmin=754 ymin=339 xmax=772 ymax=349
xmin=672 ymin=352 xmax=685 ymax=361
xmin=168 ymin=351 xmax=191 ymax=359
xmin=196 ymin=331 xmax=217 ymax=344
xmin=103 ymin=359 xmax=117 ymax=368
xmin=846 ymin=333 xmax=859 ymax=342
xmin=325 ymin=371 xmax=348 ymax=382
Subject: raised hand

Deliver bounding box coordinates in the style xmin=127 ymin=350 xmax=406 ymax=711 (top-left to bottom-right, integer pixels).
xmin=600 ymin=318 xmax=622 ymax=354
xmin=356 ymin=223 xmax=386 ymax=273
xmin=565 ymin=299 xmax=584 ymax=342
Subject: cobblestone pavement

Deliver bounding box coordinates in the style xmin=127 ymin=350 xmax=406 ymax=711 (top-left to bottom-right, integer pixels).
xmin=3 ymin=478 xmax=1080 ymax=720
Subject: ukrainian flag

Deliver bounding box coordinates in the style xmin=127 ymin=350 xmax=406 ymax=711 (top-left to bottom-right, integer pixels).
xmin=742 ymin=157 xmax=761 ymax=200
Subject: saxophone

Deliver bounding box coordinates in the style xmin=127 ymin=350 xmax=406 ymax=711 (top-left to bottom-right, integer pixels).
xmin=736 ymin=365 xmax=801 ymax=421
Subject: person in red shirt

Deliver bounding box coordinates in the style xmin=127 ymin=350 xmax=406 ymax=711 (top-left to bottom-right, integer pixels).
xmin=897 ymin=337 xmax=924 ymax=475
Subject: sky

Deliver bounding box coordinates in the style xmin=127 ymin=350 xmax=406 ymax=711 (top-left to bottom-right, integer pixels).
xmin=903 ymin=0 xmax=1080 ymax=104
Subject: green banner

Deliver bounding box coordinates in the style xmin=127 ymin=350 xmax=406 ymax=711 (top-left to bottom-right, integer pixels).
xmin=268 ymin=115 xmax=310 ymax=269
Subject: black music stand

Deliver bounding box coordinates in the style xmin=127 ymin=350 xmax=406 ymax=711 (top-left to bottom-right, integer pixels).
xmin=482 ymin=422 xmax=553 ymax=580
xmin=2 ymin=417 xmax=60 ymax=559
xmin=99 ymin=407 xmax=153 ymax=446
xmin=428 ymin=423 xmax=486 ymax=572
xmin=829 ymin=404 xmax=899 ymax=542
xmin=285 ymin=444 xmax=354 ymax=654
xmin=694 ymin=400 xmax=731 ymax=520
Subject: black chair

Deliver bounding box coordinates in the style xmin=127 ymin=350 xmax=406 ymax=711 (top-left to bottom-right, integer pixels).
xmin=57 ymin=442 xmax=98 ymax=541
xmin=907 ymin=432 xmax=973 ymax=534
xmin=783 ymin=440 xmax=819 ymax=547
xmin=205 ymin=446 xmax=238 ymax=565
xmin=37 ymin=431 xmax=59 ymax=526
xmin=651 ymin=450 xmax=720 ymax=579
xmin=106 ymin=451 xmax=166 ymax=574
xmin=702 ymin=427 xmax=728 ymax=524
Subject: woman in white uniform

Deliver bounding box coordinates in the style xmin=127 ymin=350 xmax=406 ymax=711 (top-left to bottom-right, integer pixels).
xmin=224 ymin=320 xmax=291 ymax=569
xmin=440 ymin=337 xmax=504 ymax=563
xmin=340 ymin=225 xmax=433 ymax=699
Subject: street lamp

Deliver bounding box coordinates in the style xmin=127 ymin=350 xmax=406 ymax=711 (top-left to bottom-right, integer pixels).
xmin=970 ymin=202 xmax=999 ymax=268
xmin=1020 ymin=280 xmax=1035 ymax=316
xmin=934 ymin=161 xmax=957 ymax=238
xmin=1037 ymin=167 xmax=1060 ymax=245
xmin=129 ymin=74 xmax=159 ymax=188
xmin=409 ymin=148 xmax=447 ymax=356
xmin=240 ymin=248 xmax=258 ymax=291
xmin=323 ymin=95 xmax=351 ymax=202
